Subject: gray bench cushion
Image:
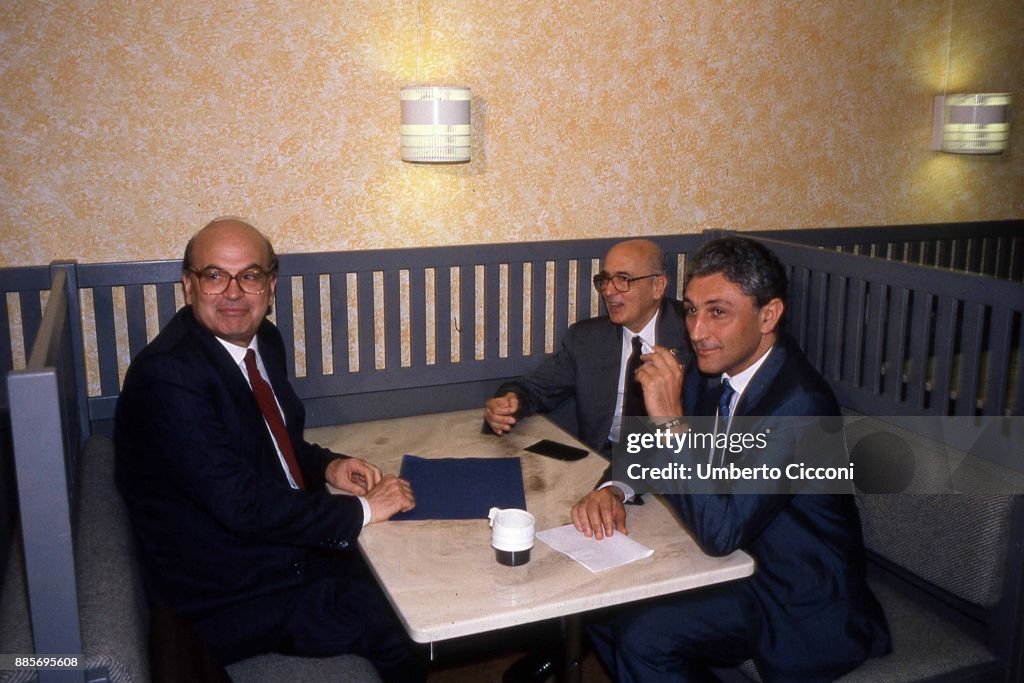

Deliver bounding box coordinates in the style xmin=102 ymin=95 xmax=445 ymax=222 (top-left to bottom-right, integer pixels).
xmin=735 ymin=573 xmax=999 ymax=683
xmin=75 ymin=434 xmax=151 ymax=682
xmin=0 ymin=545 xmax=33 ymax=683
xmin=227 ymin=653 xmax=383 ymax=682
xmin=846 ymin=417 xmax=1017 ymax=609
xmin=0 ymin=434 xmax=150 ymax=683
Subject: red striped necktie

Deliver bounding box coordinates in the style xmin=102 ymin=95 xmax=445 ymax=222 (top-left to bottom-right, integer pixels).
xmin=244 ymin=349 xmax=306 ymax=490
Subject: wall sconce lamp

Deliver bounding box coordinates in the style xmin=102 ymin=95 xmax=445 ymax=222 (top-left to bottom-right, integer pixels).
xmin=931 ymin=93 xmax=1012 ymax=154
xmin=400 ymin=86 xmax=471 ymax=163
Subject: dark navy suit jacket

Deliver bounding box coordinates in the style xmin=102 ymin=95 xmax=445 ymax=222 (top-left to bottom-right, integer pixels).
xmin=497 ymin=297 xmax=689 ymax=453
xmin=115 ymin=307 xmax=364 ymax=619
xmin=668 ymin=332 xmax=890 ymax=677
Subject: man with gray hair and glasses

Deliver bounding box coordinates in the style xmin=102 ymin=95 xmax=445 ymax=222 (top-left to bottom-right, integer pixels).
xmin=484 ymin=238 xmax=688 ymax=458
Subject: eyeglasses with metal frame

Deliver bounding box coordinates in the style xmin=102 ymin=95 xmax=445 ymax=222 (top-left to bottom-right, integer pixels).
xmin=187 ymin=266 xmax=274 ymax=295
xmin=592 ymin=272 xmax=663 ymax=293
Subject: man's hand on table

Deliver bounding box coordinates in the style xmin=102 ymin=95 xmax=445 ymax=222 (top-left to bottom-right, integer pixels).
xmin=484 ymin=392 xmax=520 ymax=434
xmin=326 ymin=456 xmax=382 ymax=495
xmin=365 ymin=475 xmax=416 ymax=523
xmin=572 ymin=487 xmax=628 ymax=540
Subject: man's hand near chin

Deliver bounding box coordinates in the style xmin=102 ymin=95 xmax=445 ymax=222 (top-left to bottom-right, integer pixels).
xmin=571 ymin=487 xmax=628 ymax=540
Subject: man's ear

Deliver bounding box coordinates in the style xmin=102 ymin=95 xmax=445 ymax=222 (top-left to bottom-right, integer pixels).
xmin=652 ymin=273 xmax=668 ymax=301
xmin=759 ymin=298 xmax=784 ymax=334
xmin=182 ymin=274 xmax=194 ymax=306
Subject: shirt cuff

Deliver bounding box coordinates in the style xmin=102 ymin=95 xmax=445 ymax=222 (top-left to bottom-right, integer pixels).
xmin=598 ymin=480 xmax=636 ymax=502
xmin=358 ymin=496 xmax=371 ymax=527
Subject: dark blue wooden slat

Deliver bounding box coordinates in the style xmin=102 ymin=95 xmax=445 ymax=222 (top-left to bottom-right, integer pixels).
xmin=530 ymin=261 xmax=546 ymax=357
xmin=890 ymin=241 xmax=906 ymax=263
xmin=843 ymin=278 xmax=867 ymax=387
xmin=1013 ymin=314 xmax=1024 ymax=415
xmin=459 ymin=264 xmax=475 ymax=364
xmin=90 ymin=287 xmax=121 ymax=397
xmin=356 ymin=271 xmax=375 ymax=373
xmin=156 ymin=283 xmax=178 ymax=330
xmin=824 ymin=274 xmax=845 ymax=381
xmin=930 ymin=297 xmax=958 ymax=415
xmin=954 ymin=302 xmax=984 ymax=416
xmin=435 ymin=267 xmax=452 ymax=367
xmin=507 ymin=262 xmax=524 ymax=360
xmin=862 ymin=281 xmax=886 ymax=395
xmin=787 ymin=266 xmax=809 ymax=352
xmin=664 ymin=252 xmax=680 ymax=303
xmin=904 ymin=291 xmax=929 ymax=410
xmin=905 ymin=241 xmax=921 ymax=266
xmin=983 ymin=307 xmax=1013 ymax=416
xmin=328 ymin=273 xmax=350 ymax=375
xmin=274 ymin=275 xmax=296 ymax=377
xmin=302 ymin=274 xmax=324 ymax=379
xmin=409 ymin=268 xmax=427 ymax=368
xmin=980 ymin=237 xmax=997 ymax=279
xmin=554 ymin=260 xmax=569 ymax=345
xmin=484 ymin=263 xmax=501 ymax=360
xmin=383 ymin=270 xmax=402 ymax=370
xmin=123 ymin=284 xmax=149 ymax=360
xmin=805 ymin=270 xmax=829 ymax=372
xmin=1009 ymin=237 xmax=1023 ymax=282
xmin=884 ymin=286 xmax=909 ymax=403
xmin=574 ymin=259 xmax=590 ymax=327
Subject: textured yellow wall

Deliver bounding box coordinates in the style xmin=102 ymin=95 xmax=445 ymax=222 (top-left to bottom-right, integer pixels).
xmin=1 ymin=0 xmax=1021 ymax=268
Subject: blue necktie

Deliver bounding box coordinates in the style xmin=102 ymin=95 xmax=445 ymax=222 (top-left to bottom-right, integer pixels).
xmin=714 ymin=378 xmax=736 ymax=467
xmin=718 ymin=378 xmax=736 ymax=424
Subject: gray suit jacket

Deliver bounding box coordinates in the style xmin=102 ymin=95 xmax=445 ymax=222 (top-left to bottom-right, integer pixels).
xmin=496 ymin=298 xmax=688 ymax=454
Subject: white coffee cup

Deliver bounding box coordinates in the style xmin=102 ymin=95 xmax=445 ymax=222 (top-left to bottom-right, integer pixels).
xmin=488 ymin=507 xmax=535 ymax=566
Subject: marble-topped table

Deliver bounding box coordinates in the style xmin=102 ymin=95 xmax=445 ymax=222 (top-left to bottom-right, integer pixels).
xmin=306 ymin=409 xmax=754 ymax=677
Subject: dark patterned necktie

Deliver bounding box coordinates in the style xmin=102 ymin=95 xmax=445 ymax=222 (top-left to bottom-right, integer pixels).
xmin=244 ymin=349 xmax=306 ymax=490
xmin=718 ymin=378 xmax=736 ymax=425
xmin=622 ymin=335 xmax=647 ymax=418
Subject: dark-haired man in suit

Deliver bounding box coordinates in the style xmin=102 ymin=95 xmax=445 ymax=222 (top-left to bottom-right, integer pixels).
xmin=484 ymin=238 xmax=688 ymax=457
xmin=115 ymin=218 xmax=423 ymax=682
xmin=573 ymin=237 xmax=890 ymax=682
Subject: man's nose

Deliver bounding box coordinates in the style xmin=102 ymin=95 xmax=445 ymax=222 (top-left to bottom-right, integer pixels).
xmin=223 ymin=277 xmax=245 ymax=299
xmin=688 ymin=314 xmax=705 ymax=339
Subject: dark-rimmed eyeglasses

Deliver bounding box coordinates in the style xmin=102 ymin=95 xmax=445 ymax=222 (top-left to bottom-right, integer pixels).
xmin=187 ymin=266 xmax=273 ymax=295
xmin=592 ymin=272 xmax=662 ymax=293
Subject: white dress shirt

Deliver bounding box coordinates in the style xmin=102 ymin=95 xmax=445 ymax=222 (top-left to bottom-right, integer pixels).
xmin=608 ymin=310 xmax=661 ymax=443
xmin=216 ymin=337 xmax=371 ymax=526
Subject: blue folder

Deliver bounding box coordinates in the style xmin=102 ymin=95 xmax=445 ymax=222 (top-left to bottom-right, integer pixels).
xmin=391 ymin=454 xmax=526 ymax=521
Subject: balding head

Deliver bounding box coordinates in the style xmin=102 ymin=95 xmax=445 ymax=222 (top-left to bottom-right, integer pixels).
xmin=597 ymin=239 xmax=668 ymax=333
xmin=604 ymin=239 xmax=665 ymax=276
xmin=182 ymin=217 xmax=278 ymax=275
xmin=181 ymin=217 xmax=279 ymax=347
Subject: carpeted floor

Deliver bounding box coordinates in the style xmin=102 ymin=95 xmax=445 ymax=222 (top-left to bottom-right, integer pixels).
xmin=420 ymin=621 xmax=613 ymax=683
xmin=426 ymin=649 xmax=612 ymax=683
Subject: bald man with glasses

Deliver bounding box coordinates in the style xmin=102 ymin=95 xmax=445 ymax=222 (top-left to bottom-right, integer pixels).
xmin=484 ymin=239 xmax=689 ymax=458
xmin=115 ymin=218 xmax=423 ymax=682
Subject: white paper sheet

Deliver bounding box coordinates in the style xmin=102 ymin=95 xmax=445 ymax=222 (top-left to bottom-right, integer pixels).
xmin=536 ymin=524 xmax=654 ymax=572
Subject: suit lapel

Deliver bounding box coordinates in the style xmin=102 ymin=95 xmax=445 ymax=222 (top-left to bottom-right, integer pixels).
xmin=181 ymin=308 xmax=273 ymax=436
xmin=592 ymin=322 xmax=622 ymax=439
xmin=734 ymin=339 xmax=787 ymax=417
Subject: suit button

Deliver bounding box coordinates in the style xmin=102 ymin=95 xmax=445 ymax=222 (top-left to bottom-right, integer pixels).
xmin=338 ymin=541 xmax=349 ymax=549
xmin=292 ymin=561 xmax=303 ymax=575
